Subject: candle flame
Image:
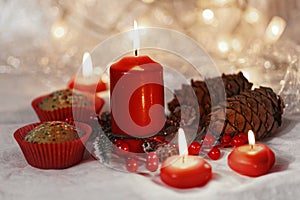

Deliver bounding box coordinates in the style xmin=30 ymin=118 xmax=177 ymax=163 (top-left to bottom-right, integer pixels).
xmin=248 ymin=130 xmax=256 ymax=146
xmin=133 ymin=20 xmax=140 ymax=56
xmin=82 ymin=52 xmax=93 ymax=77
xmin=178 ymin=128 xmax=188 ymax=156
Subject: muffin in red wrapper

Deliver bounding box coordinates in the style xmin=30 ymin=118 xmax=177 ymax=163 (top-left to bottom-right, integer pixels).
xmin=32 ymin=89 xmax=104 ymax=124
xmin=14 ymin=121 xmax=92 ymax=169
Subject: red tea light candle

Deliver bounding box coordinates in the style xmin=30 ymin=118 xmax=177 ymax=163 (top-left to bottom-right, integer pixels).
xmin=68 ymin=52 xmax=107 ymax=93
xmin=110 ymin=21 xmax=165 ymax=143
xmin=228 ymin=130 xmax=275 ymax=177
xmin=160 ymin=128 xmax=212 ymax=188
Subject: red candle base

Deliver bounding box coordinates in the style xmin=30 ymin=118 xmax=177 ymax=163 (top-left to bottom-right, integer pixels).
xmin=160 ymin=156 xmax=212 ymax=188
xmin=228 ymin=144 xmax=275 ymax=177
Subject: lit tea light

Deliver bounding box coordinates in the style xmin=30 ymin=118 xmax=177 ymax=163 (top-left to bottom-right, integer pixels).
xmin=68 ymin=52 xmax=107 ymax=93
xmin=228 ymin=130 xmax=275 ymax=177
xmin=264 ymin=16 xmax=286 ymax=43
xmin=160 ymin=128 xmax=212 ymax=188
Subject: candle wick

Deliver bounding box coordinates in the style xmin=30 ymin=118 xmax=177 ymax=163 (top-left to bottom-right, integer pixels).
xmin=182 ymin=155 xmax=185 ymax=164
xmin=250 ymin=144 xmax=254 ymax=150
xmin=134 ymin=49 xmax=138 ymax=57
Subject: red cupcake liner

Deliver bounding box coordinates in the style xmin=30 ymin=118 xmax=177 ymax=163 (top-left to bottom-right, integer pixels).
xmin=31 ymin=94 xmax=104 ymax=124
xmin=14 ymin=122 xmax=92 ymax=169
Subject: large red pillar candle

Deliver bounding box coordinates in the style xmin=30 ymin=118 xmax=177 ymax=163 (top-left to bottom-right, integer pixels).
xmin=110 ymin=55 xmax=165 ymax=139
xmin=228 ymin=130 xmax=275 ymax=177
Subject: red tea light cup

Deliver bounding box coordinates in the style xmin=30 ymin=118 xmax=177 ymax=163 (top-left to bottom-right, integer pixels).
xmin=228 ymin=130 xmax=275 ymax=177
xmin=160 ymin=128 xmax=212 ymax=188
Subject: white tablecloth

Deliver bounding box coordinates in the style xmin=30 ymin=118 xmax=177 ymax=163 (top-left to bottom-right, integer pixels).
xmin=1 ymin=73 xmax=300 ymax=200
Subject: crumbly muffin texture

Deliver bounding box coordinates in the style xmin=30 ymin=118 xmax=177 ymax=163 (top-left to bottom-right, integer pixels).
xmin=24 ymin=121 xmax=83 ymax=144
xmin=38 ymin=89 xmax=92 ymax=111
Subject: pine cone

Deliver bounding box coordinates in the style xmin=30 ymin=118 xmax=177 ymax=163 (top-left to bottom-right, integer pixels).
xmin=167 ymin=72 xmax=253 ymax=128
xmin=206 ymin=86 xmax=284 ymax=140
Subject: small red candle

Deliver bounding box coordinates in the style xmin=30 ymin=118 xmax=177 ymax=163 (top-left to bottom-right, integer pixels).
xmin=228 ymin=130 xmax=275 ymax=177
xmin=68 ymin=52 xmax=107 ymax=93
xmin=160 ymin=128 xmax=212 ymax=188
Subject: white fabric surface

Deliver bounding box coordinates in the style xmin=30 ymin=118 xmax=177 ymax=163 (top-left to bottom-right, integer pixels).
xmin=1 ymin=74 xmax=300 ymax=200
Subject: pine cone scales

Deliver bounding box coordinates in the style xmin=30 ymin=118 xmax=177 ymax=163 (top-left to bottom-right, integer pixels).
xmin=167 ymin=72 xmax=253 ymax=127
xmin=207 ymin=86 xmax=284 ymax=139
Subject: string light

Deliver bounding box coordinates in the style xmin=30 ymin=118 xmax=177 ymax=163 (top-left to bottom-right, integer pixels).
xmin=231 ymin=38 xmax=243 ymax=52
xmin=51 ymin=21 xmax=67 ymax=39
xmin=244 ymin=7 xmax=260 ymax=24
xmin=202 ymin=9 xmax=215 ymax=22
xmin=264 ymin=16 xmax=286 ymax=43
xmin=218 ymin=40 xmax=230 ymax=53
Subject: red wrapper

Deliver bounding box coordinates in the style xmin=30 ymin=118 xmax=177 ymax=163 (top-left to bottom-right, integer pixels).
xmin=31 ymin=94 xmax=104 ymax=124
xmin=14 ymin=122 xmax=92 ymax=169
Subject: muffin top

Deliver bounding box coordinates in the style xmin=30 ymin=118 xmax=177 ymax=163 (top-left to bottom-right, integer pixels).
xmin=38 ymin=89 xmax=93 ymax=111
xmin=24 ymin=121 xmax=83 ymax=144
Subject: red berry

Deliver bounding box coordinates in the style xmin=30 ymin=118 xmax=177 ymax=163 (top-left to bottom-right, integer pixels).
xmin=188 ymin=142 xmax=201 ymax=155
xmin=146 ymin=152 xmax=159 ymax=172
xmin=202 ymin=134 xmax=215 ymax=147
xmin=220 ymin=135 xmax=232 ymax=144
xmin=208 ymin=147 xmax=221 ymax=160
xmin=147 ymin=152 xmax=158 ymax=161
xmin=119 ymin=143 xmax=130 ymax=152
xmin=114 ymin=140 xmax=130 ymax=156
xmin=231 ymin=136 xmax=246 ymax=147
xmin=114 ymin=139 xmax=123 ymax=147
xmin=237 ymin=133 xmax=248 ymax=143
xmin=126 ymin=158 xmax=138 ymax=172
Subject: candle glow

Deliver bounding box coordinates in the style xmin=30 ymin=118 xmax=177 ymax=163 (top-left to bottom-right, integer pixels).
xmin=178 ymin=128 xmax=188 ymax=156
xmin=248 ymin=130 xmax=255 ymax=146
xmin=160 ymin=128 xmax=212 ymax=188
xmin=82 ymin=52 xmax=93 ymax=77
xmin=133 ymin=20 xmax=140 ymax=56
